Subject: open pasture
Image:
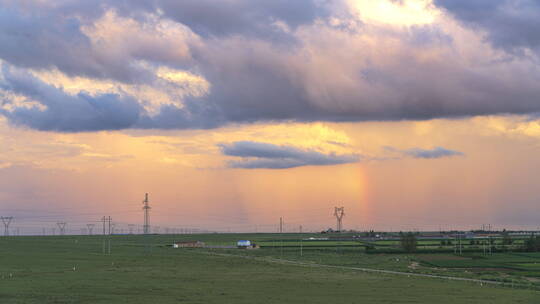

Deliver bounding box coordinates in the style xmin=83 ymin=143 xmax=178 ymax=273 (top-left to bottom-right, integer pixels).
xmin=0 ymin=234 xmax=539 ymax=303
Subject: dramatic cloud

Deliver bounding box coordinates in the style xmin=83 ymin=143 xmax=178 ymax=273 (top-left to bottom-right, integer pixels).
xmin=1 ymin=0 xmax=540 ymax=132
xmin=434 ymin=0 xmax=540 ymax=54
xmin=135 ymin=0 xmax=330 ymax=39
xmin=386 ymin=146 xmax=464 ymax=159
xmin=0 ymin=64 xmax=142 ymax=132
xmin=0 ymin=3 xmax=196 ymax=83
xmin=219 ymin=141 xmax=359 ymax=169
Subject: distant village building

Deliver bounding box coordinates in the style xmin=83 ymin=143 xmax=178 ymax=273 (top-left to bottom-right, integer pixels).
xmin=237 ymin=240 xmax=251 ymax=248
xmin=173 ymin=241 xmax=205 ymax=248
xmin=237 ymin=240 xmax=259 ymax=249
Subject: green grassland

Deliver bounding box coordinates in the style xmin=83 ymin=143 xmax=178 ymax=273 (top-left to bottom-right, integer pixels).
xmin=0 ymin=234 xmax=539 ymax=303
xmin=217 ymin=234 xmax=540 ymax=286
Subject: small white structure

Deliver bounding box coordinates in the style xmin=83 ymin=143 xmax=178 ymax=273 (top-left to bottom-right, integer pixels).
xmin=237 ymin=240 xmax=252 ymax=248
xmin=173 ymin=241 xmax=205 ymax=248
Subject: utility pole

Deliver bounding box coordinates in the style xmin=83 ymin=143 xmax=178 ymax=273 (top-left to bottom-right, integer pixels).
xmin=454 ymin=234 xmax=457 ymax=254
xmin=280 ymin=218 xmax=284 ymax=258
xmin=334 ymin=207 xmax=345 ymax=232
xmin=87 ymin=224 xmax=95 ymax=235
xmin=1 ymin=216 xmax=13 ymax=236
xmin=101 ymin=216 xmax=106 ymax=254
xmin=101 ymin=216 xmax=106 ymax=235
xmin=108 ymin=216 xmax=112 ymax=254
xmin=459 ymin=233 xmax=462 ymax=255
xmin=143 ymin=193 xmax=151 ymax=235
xmin=108 ymin=216 xmax=112 ymax=234
xmin=100 ymin=216 xmax=112 ymax=254
xmin=57 ymin=222 xmax=67 ymax=235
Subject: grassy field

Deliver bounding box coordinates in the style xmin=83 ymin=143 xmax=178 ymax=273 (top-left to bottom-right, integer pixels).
xmin=0 ymin=234 xmax=539 ymax=303
xmin=218 ymin=234 xmax=540 ymax=286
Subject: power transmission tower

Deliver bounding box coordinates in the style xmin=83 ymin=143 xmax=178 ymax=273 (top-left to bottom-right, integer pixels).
xmin=1 ymin=216 xmax=13 ymax=236
xmin=56 ymin=222 xmax=67 ymax=235
xmin=334 ymin=207 xmax=345 ymax=232
xmin=279 ymin=217 xmax=283 ymax=233
xmin=142 ymin=193 xmax=151 ymax=234
xmin=87 ymin=224 xmax=95 ymax=235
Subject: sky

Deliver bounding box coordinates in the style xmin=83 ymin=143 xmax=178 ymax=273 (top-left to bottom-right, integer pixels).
xmin=1 ymin=0 xmax=540 ymax=234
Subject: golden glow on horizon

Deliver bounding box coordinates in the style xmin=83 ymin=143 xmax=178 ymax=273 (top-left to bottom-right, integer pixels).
xmin=2 ymin=115 xmax=540 ymax=230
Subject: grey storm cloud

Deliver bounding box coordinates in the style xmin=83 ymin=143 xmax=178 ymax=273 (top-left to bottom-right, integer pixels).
xmin=129 ymin=0 xmax=330 ymax=40
xmin=386 ymin=146 xmax=464 ymax=159
xmin=404 ymin=147 xmax=464 ymax=159
xmin=434 ymin=0 xmax=540 ymax=54
xmin=1 ymin=0 xmax=540 ymax=132
xmin=0 ymin=4 xmax=149 ymax=83
xmin=219 ymin=141 xmax=359 ymax=169
xmin=0 ymin=65 xmax=142 ymax=132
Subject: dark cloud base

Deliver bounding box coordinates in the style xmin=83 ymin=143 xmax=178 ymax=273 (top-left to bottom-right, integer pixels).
xmin=385 ymin=146 xmax=464 ymax=159
xmin=220 ymin=141 xmax=359 ymax=169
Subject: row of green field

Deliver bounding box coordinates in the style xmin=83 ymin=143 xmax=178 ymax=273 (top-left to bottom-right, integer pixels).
xmin=415 ymin=253 xmax=540 ymax=275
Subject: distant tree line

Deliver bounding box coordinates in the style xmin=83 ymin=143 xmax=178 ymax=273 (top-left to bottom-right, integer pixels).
xmin=524 ymin=235 xmax=540 ymax=252
xmin=399 ymin=232 xmax=417 ymax=253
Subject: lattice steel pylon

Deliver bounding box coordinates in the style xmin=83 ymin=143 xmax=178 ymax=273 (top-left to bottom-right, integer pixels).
xmin=1 ymin=216 xmax=13 ymax=236
xmin=57 ymin=222 xmax=67 ymax=235
xmin=334 ymin=207 xmax=345 ymax=232
xmin=142 ymin=193 xmax=151 ymax=234
xmin=87 ymin=224 xmax=95 ymax=235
